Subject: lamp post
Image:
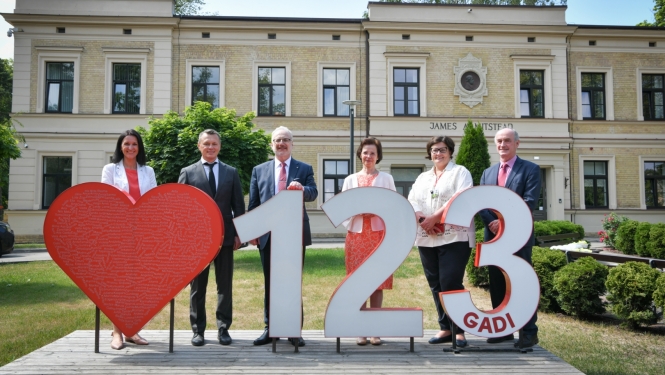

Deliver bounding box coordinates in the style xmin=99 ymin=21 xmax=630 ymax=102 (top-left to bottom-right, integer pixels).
xmin=343 ymin=100 xmax=361 ymax=174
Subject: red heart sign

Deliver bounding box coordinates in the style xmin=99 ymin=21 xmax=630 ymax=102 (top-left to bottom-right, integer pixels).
xmin=44 ymin=182 xmax=223 ymax=337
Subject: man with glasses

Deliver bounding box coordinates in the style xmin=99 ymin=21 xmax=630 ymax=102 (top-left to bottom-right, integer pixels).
xmin=248 ymin=126 xmax=318 ymax=347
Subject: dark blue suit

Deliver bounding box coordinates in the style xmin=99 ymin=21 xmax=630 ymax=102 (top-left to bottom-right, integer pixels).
xmin=248 ymin=158 xmax=318 ymax=328
xmin=479 ymin=156 xmax=541 ymax=336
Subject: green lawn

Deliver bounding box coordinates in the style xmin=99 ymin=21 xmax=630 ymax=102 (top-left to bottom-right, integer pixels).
xmin=1 ymin=249 xmax=664 ymax=374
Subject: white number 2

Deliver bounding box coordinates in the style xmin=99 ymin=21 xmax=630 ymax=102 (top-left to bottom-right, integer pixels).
xmin=322 ymin=187 xmax=422 ymax=338
xmin=439 ymin=186 xmax=540 ymax=338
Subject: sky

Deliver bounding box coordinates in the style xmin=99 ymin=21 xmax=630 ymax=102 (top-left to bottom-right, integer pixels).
xmin=0 ymin=0 xmax=658 ymax=59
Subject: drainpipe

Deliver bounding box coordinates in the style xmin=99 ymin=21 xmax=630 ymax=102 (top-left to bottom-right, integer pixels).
xmin=365 ymin=29 xmax=370 ymax=137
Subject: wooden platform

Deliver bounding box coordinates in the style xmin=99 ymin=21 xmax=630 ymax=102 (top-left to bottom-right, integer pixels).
xmin=0 ymin=330 xmax=582 ymax=374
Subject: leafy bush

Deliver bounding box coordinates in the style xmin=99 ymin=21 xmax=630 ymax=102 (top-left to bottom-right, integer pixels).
xmin=605 ymin=262 xmax=661 ymax=327
xmin=635 ymin=222 xmax=652 ymax=257
xmin=455 ymin=120 xmax=490 ymax=232
xmin=599 ymin=212 xmax=629 ymax=248
xmin=653 ymin=274 xmax=665 ymax=311
xmin=534 ymin=220 xmax=585 ymax=238
xmin=466 ymin=230 xmax=489 ymax=287
xmin=614 ymin=220 xmax=639 ymax=255
xmin=646 ymin=223 xmax=665 ymax=259
xmin=553 ymin=256 xmax=608 ymax=317
xmin=532 ymin=246 xmax=567 ymax=312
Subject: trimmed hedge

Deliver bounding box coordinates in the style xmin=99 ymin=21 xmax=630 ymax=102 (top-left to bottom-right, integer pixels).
xmin=635 ymin=222 xmax=652 ymax=257
xmin=534 ymin=220 xmax=585 ymax=238
xmin=553 ymin=256 xmax=608 ymax=318
xmin=614 ymin=220 xmax=638 ymax=255
xmin=653 ymin=273 xmax=665 ymax=311
xmin=532 ymin=246 xmax=567 ymax=313
xmin=647 ymin=223 xmax=665 ymax=259
xmin=605 ymin=262 xmax=661 ymax=327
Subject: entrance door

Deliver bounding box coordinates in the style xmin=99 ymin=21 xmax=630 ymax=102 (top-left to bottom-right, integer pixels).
xmin=534 ymin=168 xmax=547 ymax=221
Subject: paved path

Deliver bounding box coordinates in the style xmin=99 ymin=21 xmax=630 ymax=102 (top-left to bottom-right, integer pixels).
xmin=0 ymin=330 xmax=582 ymax=374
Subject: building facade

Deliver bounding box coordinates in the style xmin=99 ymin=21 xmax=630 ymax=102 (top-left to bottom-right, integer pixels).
xmin=3 ymin=0 xmax=664 ymax=242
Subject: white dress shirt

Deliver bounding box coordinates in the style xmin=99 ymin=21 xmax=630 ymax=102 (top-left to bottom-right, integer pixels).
xmin=200 ymin=157 xmax=220 ymax=188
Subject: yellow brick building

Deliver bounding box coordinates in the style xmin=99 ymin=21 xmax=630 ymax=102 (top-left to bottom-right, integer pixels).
xmin=2 ymin=1 xmax=664 ymax=241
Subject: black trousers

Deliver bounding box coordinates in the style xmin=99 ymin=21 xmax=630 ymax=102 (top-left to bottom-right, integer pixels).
xmin=259 ymin=237 xmax=306 ymax=329
xmin=189 ymin=245 xmax=234 ymax=335
xmin=488 ymin=244 xmax=538 ymax=336
xmin=418 ymin=241 xmax=471 ymax=333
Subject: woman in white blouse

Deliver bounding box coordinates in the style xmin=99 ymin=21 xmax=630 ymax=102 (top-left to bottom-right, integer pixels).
xmin=341 ymin=137 xmax=396 ymax=346
xmin=101 ymin=129 xmax=157 ymax=350
xmin=408 ymin=136 xmax=474 ymax=348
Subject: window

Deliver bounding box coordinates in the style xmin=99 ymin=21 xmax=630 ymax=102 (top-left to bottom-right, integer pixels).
xmin=644 ymin=161 xmax=665 ymax=208
xmin=112 ymin=63 xmax=141 ymax=114
xmin=391 ymin=168 xmax=422 ymax=199
xmin=642 ymin=74 xmax=664 ymax=120
xmin=581 ymin=73 xmax=605 ymax=119
xmin=202 ymin=32 xmax=210 ymax=38
xmin=394 ymin=68 xmax=419 ymax=116
xmin=323 ymin=160 xmax=349 ymax=202
xmin=520 ymin=70 xmax=544 ymax=118
xmin=45 ymin=62 xmax=74 ymax=113
xmin=323 ymin=68 xmax=350 ymax=116
xmin=123 ymin=29 xmax=132 ymax=35
xmin=42 ymin=156 xmax=72 ymax=209
xmin=258 ymin=67 xmax=286 ymax=116
xmin=56 ymin=27 xmax=65 ymax=34
xmin=584 ymin=161 xmax=608 ymax=208
xmin=192 ymin=66 xmax=220 ymax=108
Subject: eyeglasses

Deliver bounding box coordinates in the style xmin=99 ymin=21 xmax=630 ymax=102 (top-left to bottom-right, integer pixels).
xmin=431 ymin=147 xmax=448 ymax=154
xmin=272 ymin=138 xmax=292 ymax=144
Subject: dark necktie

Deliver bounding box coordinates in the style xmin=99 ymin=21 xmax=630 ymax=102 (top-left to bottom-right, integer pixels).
xmin=498 ymin=163 xmax=508 ymax=187
xmin=204 ymin=162 xmax=217 ymax=196
xmin=278 ymin=162 xmax=287 ymax=192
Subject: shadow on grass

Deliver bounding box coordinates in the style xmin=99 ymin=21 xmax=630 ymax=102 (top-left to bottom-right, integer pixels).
xmin=0 ymin=282 xmax=87 ymax=305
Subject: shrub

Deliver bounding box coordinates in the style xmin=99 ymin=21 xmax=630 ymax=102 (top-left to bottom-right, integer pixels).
xmin=466 ymin=245 xmax=489 ymax=287
xmin=614 ymin=220 xmax=639 ymax=255
xmin=635 ymin=222 xmax=652 ymax=257
xmin=653 ymin=274 xmax=665 ymax=311
xmin=646 ymin=223 xmax=665 ymax=259
xmin=532 ymin=246 xmax=567 ymax=313
xmin=553 ymin=257 xmax=608 ymax=317
xmin=605 ymin=262 xmax=660 ymax=327
xmin=534 ymin=220 xmax=585 ymax=238
xmin=599 ymin=212 xmax=629 ymax=248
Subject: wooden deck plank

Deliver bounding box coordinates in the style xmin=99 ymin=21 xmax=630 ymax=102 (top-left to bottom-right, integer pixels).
xmin=0 ymin=330 xmax=582 ymax=374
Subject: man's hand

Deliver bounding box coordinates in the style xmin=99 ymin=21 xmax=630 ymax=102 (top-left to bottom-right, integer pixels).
xmin=287 ymin=180 xmax=304 ymax=191
xmin=488 ymin=219 xmax=500 ymax=234
xmin=249 ymin=239 xmax=258 ymax=246
xmin=233 ymin=236 xmax=241 ymax=251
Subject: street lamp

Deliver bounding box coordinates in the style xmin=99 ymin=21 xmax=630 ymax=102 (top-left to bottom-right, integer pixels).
xmin=343 ymin=100 xmax=361 ymax=174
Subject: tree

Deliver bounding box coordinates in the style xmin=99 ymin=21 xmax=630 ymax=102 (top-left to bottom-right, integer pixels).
xmin=637 ymin=0 xmax=665 ymax=27
xmin=137 ymin=102 xmax=272 ymax=194
xmin=455 ymin=120 xmax=491 ymax=230
xmin=0 ymin=58 xmax=21 ymax=210
xmin=173 ymin=0 xmax=206 ymax=15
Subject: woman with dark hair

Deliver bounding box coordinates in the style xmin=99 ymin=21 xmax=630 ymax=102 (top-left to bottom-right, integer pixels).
xmin=408 ymin=136 xmax=474 ymax=348
xmin=101 ymin=129 xmax=157 ymax=350
xmin=341 ymin=137 xmax=396 ymax=346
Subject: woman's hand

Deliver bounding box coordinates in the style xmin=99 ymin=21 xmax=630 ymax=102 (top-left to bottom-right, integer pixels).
xmin=419 ymin=212 xmax=442 ymax=233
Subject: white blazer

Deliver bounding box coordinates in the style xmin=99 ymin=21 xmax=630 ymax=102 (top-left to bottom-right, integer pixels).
xmin=101 ymin=162 xmax=157 ymax=197
xmin=341 ymin=171 xmax=397 ymax=233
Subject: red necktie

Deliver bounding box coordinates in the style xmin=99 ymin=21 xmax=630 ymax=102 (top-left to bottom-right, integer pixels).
xmin=498 ymin=163 xmax=508 ymax=187
xmin=278 ymin=162 xmax=287 ymax=192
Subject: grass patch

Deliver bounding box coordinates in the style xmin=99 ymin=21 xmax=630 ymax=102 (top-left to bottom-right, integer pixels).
xmin=1 ymin=249 xmax=664 ymax=374
xmin=13 ymin=243 xmax=46 ymax=249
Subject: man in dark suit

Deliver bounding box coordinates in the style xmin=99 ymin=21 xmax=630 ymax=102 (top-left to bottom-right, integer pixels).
xmin=479 ymin=128 xmax=541 ymax=348
xmin=178 ymin=129 xmax=245 ymax=347
xmin=248 ymin=126 xmax=318 ymax=347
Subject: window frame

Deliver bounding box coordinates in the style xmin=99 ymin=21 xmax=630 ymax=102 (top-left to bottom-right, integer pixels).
xmin=44 ymin=62 xmax=75 ymax=114
xmin=252 ymin=61 xmax=291 ymax=117
xmin=643 ymin=160 xmax=665 ymax=209
xmin=576 ymin=67 xmax=614 ymax=121
xmin=41 ymin=155 xmax=73 ymax=209
xmin=582 ymin=160 xmax=609 ymax=208
xmin=36 ymin=48 xmax=82 ymax=114
xmin=317 ymin=62 xmax=356 ymax=117
xmin=637 ymin=68 xmax=665 ymax=121
xmin=103 ymin=48 xmax=149 ymax=115
xmin=111 ymin=62 xmax=142 ymax=114
xmin=385 ymin=52 xmax=428 ymax=117
xmin=322 ymin=159 xmax=350 ymax=203
xmin=185 ymin=59 xmax=225 ymax=108
xmin=578 ymin=155 xmax=616 ymax=210
xmin=393 ymin=67 xmax=420 ymax=117
xmin=511 ymin=55 xmax=554 ymax=119
xmin=519 ymin=70 xmax=545 ymax=118
xmin=580 ymin=73 xmax=606 ymax=120
xmin=317 ymin=154 xmax=350 ymax=207
xmin=641 ymin=73 xmax=665 ymax=121
xmin=322 ymin=68 xmax=351 ymax=117
xmin=638 ymin=156 xmax=665 ymax=209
